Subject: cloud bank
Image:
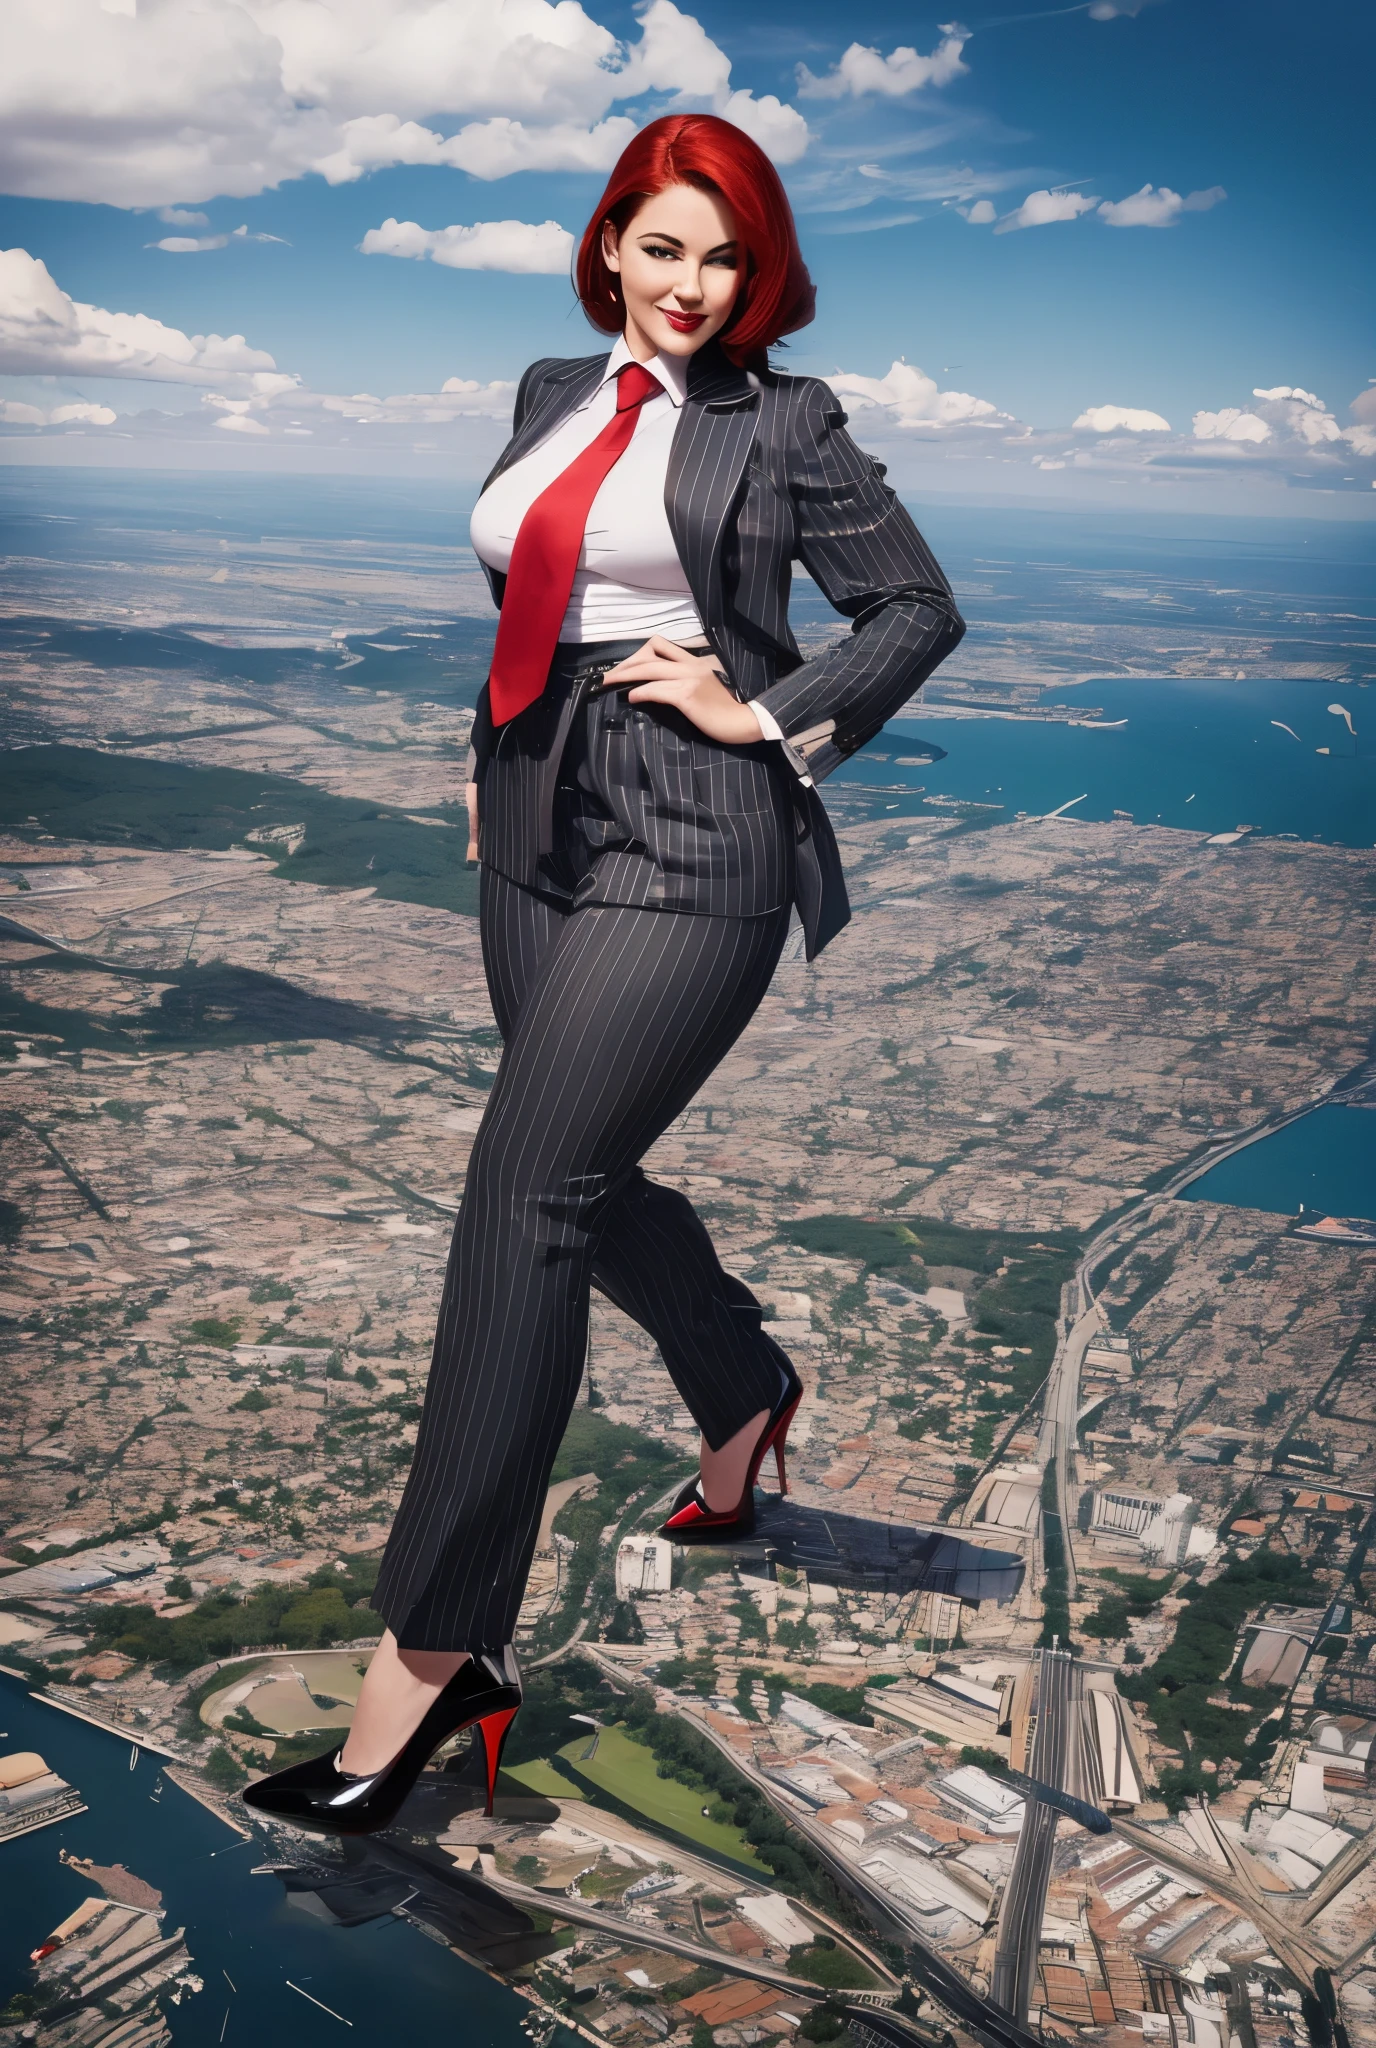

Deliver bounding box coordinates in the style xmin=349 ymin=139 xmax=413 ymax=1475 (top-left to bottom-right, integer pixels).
xmin=0 ymin=0 xmax=810 ymax=209
xmin=3 ymin=252 xmax=1371 ymax=498
xmin=0 ymin=246 xmax=288 ymax=390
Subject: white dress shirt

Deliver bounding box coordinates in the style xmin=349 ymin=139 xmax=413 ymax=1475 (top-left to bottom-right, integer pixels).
xmin=470 ymin=335 xmax=783 ymax=745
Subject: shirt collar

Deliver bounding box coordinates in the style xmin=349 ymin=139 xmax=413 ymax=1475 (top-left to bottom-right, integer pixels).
xmin=599 ymin=333 xmax=690 ymax=409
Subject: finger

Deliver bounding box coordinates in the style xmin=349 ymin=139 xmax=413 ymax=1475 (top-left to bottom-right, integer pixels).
xmin=606 ymin=661 xmax=688 ymax=686
xmin=626 ymin=680 xmax=692 ymax=704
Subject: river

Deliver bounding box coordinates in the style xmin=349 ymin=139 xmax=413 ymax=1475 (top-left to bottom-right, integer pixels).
xmin=0 ymin=1673 xmax=535 ymax=2046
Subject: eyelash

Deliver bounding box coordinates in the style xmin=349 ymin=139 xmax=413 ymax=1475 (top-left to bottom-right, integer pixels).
xmin=642 ymin=243 xmax=736 ymax=267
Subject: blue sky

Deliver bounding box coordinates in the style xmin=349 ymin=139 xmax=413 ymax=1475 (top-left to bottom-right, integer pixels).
xmin=1 ymin=0 xmax=1371 ymax=506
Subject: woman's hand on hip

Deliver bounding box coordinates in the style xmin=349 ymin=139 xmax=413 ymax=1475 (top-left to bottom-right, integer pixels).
xmin=606 ymin=636 xmax=763 ymax=746
xmin=465 ymin=776 xmax=479 ymax=861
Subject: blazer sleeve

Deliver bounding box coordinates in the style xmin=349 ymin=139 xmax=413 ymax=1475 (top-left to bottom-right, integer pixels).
xmin=750 ymin=378 xmax=965 ymax=784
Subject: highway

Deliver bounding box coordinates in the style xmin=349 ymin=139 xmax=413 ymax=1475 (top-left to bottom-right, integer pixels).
xmin=990 ymin=1649 xmax=1075 ymax=2024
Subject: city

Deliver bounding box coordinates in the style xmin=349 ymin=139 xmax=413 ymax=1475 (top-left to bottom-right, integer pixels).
xmin=2 ymin=512 xmax=1373 ymax=2048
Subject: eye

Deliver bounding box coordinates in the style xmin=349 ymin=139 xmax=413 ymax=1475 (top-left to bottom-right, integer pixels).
xmin=642 ymin=243 xmax=680 ymax=260
xmin=706 ymin=252 xmax=739 ymax=269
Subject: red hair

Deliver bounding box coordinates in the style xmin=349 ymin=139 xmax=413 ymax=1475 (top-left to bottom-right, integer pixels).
xmin=576 ymin=115 xmax=815 ymax=369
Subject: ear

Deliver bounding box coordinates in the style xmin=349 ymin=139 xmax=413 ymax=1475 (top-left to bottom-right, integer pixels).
xmin=601 ymin=219 xmax=622 ymax=275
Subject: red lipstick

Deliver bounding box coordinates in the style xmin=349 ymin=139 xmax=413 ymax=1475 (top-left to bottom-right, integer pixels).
xmin=661 ymin=309 xmax=706 ymax=333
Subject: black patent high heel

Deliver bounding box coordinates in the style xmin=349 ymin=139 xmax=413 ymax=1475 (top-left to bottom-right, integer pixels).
xmin=241 ymin=1648 xmax=521 ymax=1837
xmin=660 ymin=1370 xmax=803 ymax=1543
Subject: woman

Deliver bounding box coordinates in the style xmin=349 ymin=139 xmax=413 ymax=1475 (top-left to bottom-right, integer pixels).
xmin=245 ymin=113 xmax=963 ymax=1837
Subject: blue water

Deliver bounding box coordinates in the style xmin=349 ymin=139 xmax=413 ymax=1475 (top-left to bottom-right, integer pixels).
xmin=1181 ymin=1104 xmax=1376 ymax=1222
xmin=835 ymin=677 xmax=1374 ymax=848
xmin=0 ymin=1674 xmax=531 ymax=2046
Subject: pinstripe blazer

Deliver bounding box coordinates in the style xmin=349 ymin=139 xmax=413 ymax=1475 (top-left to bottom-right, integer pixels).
xmin=471 ymin=340 xmax=965 ymax=957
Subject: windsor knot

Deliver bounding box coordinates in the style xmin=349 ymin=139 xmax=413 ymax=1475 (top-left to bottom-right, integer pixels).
xmin=615 ymin=361 xmax=662 ymax=413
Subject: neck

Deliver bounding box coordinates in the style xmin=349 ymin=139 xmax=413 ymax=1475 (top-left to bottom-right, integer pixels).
xmin=621 ymin=316 xmax=659 ymax=365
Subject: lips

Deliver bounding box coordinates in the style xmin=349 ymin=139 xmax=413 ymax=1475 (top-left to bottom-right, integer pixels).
xmin=661 ymin=309 xmax=706 ymax=334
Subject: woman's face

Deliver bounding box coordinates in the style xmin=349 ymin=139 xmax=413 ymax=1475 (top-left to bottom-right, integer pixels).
xmin=602 ymin=182 xmax=741 ymax=361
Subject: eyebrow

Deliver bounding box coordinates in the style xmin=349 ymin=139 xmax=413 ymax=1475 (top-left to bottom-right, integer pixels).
xmin=634 ymin=231 xmax=738 ymax=255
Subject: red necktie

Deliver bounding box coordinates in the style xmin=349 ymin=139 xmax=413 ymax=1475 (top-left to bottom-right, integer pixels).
xmin=488 ymin=360 xmax=663 ymax=726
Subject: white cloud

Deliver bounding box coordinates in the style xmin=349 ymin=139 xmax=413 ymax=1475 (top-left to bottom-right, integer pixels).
xmin=617 ymin=0 xmax=730 ymax=100
xmin=958 ymin=199 xmax=996 ymax=225
xmin=797 ymin=28 xmax=969 ymax=99
xmin=0 ymin=246 xmax=291 ymax=389
xmin=1073 ymin=404 xmax=1171 ymax=433
xmin=157 ymin=207 xmax=210 ymax=228
xmin=148 ymin=223 xmax=289 ymax=254
xmin=153 ymin=234 xmax=235 ymax=254
xmin=828 ymin=359 xmax=1014 ymax=432
xmin=0 ymin=247 xmax=521 ymax=446
xmin=1192 ymin=408 xmax=1270 ymax=444
xmin=360 ymin=216 xmax=574 ymax=274
xmin=0 ymin=0 xmax=810 ymax=209
xmin=716 ymin=89 xmax=810 ymax=164
xmin=0 ymin=398 xmax=116 ymax=426
xmin=1250 ymin=384 xmax=1343 ymax=445
xmin=200 ymin=374 xmax=519 ymax=430
xmin=994 ymin=188 xmax=1099 ymax=233
xmin=1098 ymin=183 xmax=1226 ymax=227
xmin=314 ymin=111 xmax=640 ymax=184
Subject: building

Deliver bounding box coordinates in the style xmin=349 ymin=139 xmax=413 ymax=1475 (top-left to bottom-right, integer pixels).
xmin=0 ymin=1752 xmax=86 ymax=1843
xmin=614 ymin=1535 xmax=672 ymax=1600
xmin=934 ymin=1764 xmax=1026 ymax=1833
xmin=1083 ymin=1687 xmax=1144 ymax=1809
xmin=1084 ymin=1487 xmax=1198 ymax=1565
xmin=1083 ymin=1335 xmax=1133 ymax=1378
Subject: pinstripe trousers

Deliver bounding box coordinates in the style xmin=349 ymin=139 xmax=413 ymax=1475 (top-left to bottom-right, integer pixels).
xmin=372 ymin=868 xmax=795 ymax=1651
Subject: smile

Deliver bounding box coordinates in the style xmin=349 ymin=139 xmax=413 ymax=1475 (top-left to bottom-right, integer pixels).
xmin=660 ymin=309 xmax=707 ymax=333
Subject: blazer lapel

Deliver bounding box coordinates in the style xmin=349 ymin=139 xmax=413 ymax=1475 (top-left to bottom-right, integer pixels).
xmin=481 ymin=354 xmax=607 ymax=493
xmin=666 ymin=345 xmax=760 ymax=644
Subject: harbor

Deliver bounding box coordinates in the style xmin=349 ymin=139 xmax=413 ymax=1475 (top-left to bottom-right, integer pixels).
xmin=0 ymin=1672 xmax=539 ymax=2047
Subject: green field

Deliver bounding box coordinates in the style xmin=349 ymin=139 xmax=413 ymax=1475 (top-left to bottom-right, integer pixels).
xmin=556 ymin=1723 xmax=770 ymax=1871
xmin=502 ymin=1757 xmax=587 ymax=1800
xmin=0 ymin=744 xmax=479 ymax=916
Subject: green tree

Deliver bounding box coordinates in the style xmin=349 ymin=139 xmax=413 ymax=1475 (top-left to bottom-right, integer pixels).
xmin=204 ymin=1744 xmax=246 ymax=1792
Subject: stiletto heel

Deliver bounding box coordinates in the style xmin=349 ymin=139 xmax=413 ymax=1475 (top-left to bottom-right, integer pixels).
xmin=479 ymin=1705 xmax=519 ymax=1816
xmin=242 ymin=1648 xmax=522 ymax=1838
xmin=771 ymin=1402 xmax=797 ymax=1494
xmin=660 ymin=1372 xmax=804 ymax=1542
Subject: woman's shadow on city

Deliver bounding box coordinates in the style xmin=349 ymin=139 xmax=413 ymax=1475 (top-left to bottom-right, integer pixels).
xmin=694 ymin=1494 xmax=1024 ymax=1601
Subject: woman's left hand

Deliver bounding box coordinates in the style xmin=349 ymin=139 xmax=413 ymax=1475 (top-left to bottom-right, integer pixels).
xmin=605 ymin=635 xmax=763 ymax=745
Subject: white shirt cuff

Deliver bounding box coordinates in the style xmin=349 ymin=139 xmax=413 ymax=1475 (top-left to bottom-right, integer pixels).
xmin=747 ymin=699 xmax=785 ymax=744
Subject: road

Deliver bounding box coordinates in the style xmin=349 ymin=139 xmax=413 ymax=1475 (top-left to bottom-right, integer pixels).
xmin=990 ymin=1649 xmax=1075 ymax=2024
xmin=481 ymin=1873 xmax=832 ymax=2003
xmin=1109 ymin=1815 xmax=1333 ymax=1983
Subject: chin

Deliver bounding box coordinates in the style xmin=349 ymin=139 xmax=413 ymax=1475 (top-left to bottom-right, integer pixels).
xmin=649 ymin=317 xmax=723 ymax=356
